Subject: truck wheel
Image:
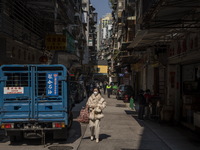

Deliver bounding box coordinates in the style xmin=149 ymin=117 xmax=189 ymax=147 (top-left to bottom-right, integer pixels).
xmin=67 ymin=112 xmax=73 ymax=129
xmin=10 ymin=136 xmax=16 ymax=143
xmin=9 ymin=133 xmax=23 ymax=144
xmin=53 ymin=127 xmax=68 ymax=140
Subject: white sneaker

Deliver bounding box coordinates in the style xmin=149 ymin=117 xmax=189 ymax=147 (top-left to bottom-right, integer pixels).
xmin=96 ymin=138 xmax=99 ymax=143
xmin=90 ymin=136 xmax=94 ymax=141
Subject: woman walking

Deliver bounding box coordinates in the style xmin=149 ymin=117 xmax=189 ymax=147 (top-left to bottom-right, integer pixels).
xmin=86 ymin=88 xmax=106 ymax=143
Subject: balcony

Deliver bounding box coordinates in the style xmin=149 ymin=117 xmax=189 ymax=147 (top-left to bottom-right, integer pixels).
xmin=129 ymin=0 xmax=200 ymax=49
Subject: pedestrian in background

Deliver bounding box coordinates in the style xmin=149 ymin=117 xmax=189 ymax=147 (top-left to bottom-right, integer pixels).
xmin=144 ymin=89 xmax=152 ymax=119
xmin=103 ymin=81 xmax=107 ymax=94
xmin=137 ymin=89 xmax=146 ymax=120
xmin=129 ymin=96 xmax=135 ymax=111
xmin=106 ymin=83 xmax=112 ymax=98
xmin=86 ymin=88 xmax=106 ymax=143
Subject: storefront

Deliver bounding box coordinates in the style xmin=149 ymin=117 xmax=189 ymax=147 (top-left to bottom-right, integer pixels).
xmin=181 ymin=63 xmax=200 ymax=129
xmin=120 ymin=66 xmax=132 ymax=85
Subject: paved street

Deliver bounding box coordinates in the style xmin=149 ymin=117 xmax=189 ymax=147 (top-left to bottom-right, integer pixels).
xmin=78 ymin=93 xmax=200 ymax=150
xmin=0 ymin=93 xmax=200 ymax=150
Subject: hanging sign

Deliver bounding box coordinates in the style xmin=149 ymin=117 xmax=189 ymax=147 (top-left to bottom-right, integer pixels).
xmin=45 ymin=35 xmax=66 ymax=50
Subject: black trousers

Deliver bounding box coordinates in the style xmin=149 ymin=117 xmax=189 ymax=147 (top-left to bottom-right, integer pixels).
xmin=103 ymin=88 xmax=106 ymax=94
xmin=107 ymin=89 xmax=111 ymax=98
xmin=138 ymin=105 xmax=145 ymax=119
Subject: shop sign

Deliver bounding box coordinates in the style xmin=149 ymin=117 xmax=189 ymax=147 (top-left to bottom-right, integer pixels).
xmin=45 ymin=35 xmax=66 ymax=50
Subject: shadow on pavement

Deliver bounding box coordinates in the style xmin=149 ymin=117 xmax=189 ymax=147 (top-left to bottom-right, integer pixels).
xmin=82 ymin=133 xmax=111 ymax=141
xmin=131 ymin=115 xmax=145 ymax=127
xmin=99 ymin=134 xmax=111 ymax=141
xmin=124 ymin=110 xmax=137 ymax=115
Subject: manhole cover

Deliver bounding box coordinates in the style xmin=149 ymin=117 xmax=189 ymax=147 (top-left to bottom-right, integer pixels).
xmin=116 ymin=104 xmax=126 ymax=107
xmin=48 ymin=146 xmax=73 ymax=150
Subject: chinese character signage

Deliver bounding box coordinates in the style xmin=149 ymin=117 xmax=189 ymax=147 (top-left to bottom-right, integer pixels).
xmin=46 ymin=73 xmax=58 ymax=96
xmin=45 ymin=35 xmax=66 ymax=50
xmin=4 ymin=87 xmax=24 ymax=94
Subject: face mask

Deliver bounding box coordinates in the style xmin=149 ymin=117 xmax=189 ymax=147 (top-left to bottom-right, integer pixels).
xmin=94 ymin=91 xmax=98 ymax=95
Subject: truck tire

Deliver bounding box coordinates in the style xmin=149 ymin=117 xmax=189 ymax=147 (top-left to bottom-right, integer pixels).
xmin=10 ymin=136 xmax=16 ymax=143
xmin=53 ymin=127 xmax=68 ymax=140
xmin=9 ymin=132 xmax=23 ymax=144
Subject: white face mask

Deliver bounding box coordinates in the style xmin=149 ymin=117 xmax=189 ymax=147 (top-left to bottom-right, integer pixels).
xmin=94 ymin=91 xmax=98 ymax=95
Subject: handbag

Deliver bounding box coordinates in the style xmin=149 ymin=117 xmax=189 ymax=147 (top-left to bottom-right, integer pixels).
xmin=77 ymin=107 xmax=89 ymax=123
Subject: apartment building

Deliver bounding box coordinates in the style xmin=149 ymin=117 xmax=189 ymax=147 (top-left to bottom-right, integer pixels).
xmin=109 ymin=0 xmax=200 ymax=129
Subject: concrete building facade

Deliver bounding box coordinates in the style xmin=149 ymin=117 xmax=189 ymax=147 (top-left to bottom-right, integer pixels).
xmin=108 ymin=0 xmax=200 ymax=130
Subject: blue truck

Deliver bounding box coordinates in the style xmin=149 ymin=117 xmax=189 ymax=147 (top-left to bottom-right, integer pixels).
xmin=0 ymin=64 xmax=74 ymax=143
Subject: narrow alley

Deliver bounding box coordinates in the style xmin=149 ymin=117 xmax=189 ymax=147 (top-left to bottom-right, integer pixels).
xmin=0 ymin=1 xmax=200 ymax=150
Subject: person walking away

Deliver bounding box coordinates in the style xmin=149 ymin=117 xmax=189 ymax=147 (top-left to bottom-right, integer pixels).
xmin=137 ymin=89 xmax=146 ymax=120
xmin=106 ymin=84 xmax=112 ymax=98
xmin=103 ymin=81 xmax=107 ymax=94
xmin=144 ymin=89 xmax=152 ymax=119
xmin=86 ymin=88 xmax=106 ymax=143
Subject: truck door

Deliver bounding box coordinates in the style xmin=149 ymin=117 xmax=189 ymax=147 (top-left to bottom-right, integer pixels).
xmin=33 ymin=65 xmax=68 ymax=122
xmin=0 ymin=65 xmax=32 ymax=122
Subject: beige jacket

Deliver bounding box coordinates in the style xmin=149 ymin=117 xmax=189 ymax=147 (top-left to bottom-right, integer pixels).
xmin=86 ymin=93 xmax=106 ymax=120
